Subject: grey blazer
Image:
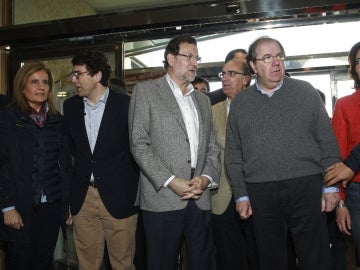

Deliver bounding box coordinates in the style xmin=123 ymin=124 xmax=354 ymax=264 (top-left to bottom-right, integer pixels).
xmin=129 ymin=76 xmax=220 ymax=212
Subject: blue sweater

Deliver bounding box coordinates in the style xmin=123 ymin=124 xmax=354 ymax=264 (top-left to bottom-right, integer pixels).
xmin=344 ymin=143 xmax=360 ymax=173
xmin=225 ymin=76 xmax=341 ymax=199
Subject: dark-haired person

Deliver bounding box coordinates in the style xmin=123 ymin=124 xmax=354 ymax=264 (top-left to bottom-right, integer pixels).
xmin=0 ymin=62 xmax=71 ymax=269
xmin=225 ymin=36 xmax=342 ymax=270
xmin=109 ymin=77 xmax=128 ymax=95
xmin=129 ymin=35 xmax=220 ymax=270
xmin=207 ymin=49 xmax=248 ymax=105
xmin=63 ymin=50 xmax=139 ymax=270
xmin=325 ymin=42 xmax=360 ymax=189
xmin=192 ymin=76 xmax=210 ymax=93
xmin=326 ymin=41 xmax=360 ymax=266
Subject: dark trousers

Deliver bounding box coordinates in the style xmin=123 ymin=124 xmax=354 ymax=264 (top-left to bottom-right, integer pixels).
xmin=143 ymin=200 xmax=215 ymax=270
xmin=247 ymin=175 xmax=331 ymax=270
xmin=287 ymin=231 xmax=299 ymax=270
xmin=327 ymin=211 xmax=348 ymax=270
xmin=212 ymin=201 xmax=259 ymax=270
xmin=6 ymin=201 xmax=62 ymax=270
xmin=133 ymin=211 xmax=147 ymax=270
xmin=287 ymin=211 xmax=347 ymax=270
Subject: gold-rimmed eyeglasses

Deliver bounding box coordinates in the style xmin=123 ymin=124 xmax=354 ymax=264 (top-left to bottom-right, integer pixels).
xmin=72 ymin=71 xmax=90 ymax=79
xmin=176 ymin=53 xmax=201 ymax=64
xmin=254 ymin=53 xmax=286 ymax=63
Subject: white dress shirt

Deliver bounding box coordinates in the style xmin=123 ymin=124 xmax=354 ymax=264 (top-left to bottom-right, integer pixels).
xmin=84 ymin=88 xmax=109 ymax=181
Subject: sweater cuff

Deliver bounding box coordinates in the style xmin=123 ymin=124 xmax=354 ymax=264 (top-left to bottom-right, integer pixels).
xmin=344 ymin=152 xmax=359 ymax=175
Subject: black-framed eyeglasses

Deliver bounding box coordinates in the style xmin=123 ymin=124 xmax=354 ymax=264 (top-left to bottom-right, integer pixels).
xmin=176 ymin=53 xmax=201 ymax=64
xmin=254 ymin=53 xmax=286 ymax=63
xmin=218 ymin=70 xmax=245 ymax=79
xmin=72 ymin=71 xmax=90 ymax=79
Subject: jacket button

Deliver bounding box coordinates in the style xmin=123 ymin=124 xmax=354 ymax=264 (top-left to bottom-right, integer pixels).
xmin=187 ymin=160 xmax=191 ymax=163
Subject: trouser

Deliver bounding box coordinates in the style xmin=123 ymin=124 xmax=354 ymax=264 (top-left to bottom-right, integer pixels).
xmin=143 ymin=200 xmax=215 ymax=270
xmin=6 ymin=201 xmax=61 ymax=270
xmin=73 ymin=186 xmax=137 ymax=270
xmin=345 ymin=182 xmax=360 ymax=267
xmin=212 ymin=200 xmax=259 ymax=270
xmin=247 ymin=174 xmax=331 ymax=270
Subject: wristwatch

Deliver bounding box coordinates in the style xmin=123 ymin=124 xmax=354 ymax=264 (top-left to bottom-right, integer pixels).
xmin=335 ymin=201 xmax=346 ymax=210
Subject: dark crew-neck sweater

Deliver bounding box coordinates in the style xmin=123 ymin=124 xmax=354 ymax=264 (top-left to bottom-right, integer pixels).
xmin=225 ymin=76 xmax=341 ymax=199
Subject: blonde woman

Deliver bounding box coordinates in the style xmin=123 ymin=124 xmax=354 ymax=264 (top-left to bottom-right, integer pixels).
xmin=0 ymin=62 xmax=71 ymax=269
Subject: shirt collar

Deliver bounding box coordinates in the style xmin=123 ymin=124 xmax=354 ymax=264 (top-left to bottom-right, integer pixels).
xmin=29 ymin=103 xmax=48 ymax=127
xmin=29 ymin=102 xmax=48 ymax=114
xmin=166 ymin=74 xmax=195 ymax=97
xmin=226 ymin=97 xmax=231 ymax=105
xmin=255 ymin=78 xmax=284 ymax=97
xmin=83 ymin=87 xmax=109 ymax=106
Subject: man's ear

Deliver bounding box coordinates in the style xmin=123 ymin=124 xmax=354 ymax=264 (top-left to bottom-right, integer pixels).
xmin=243 ymin=75 xmax=251 ymax=87
xmin=167 ymin=54 xmax=176 ymax=67
xmin=94 ymin=71 xmax=102 ymax=83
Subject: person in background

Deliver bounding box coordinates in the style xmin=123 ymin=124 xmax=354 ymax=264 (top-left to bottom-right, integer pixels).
xmin=192 ymin=76 xmax=210 ymax=93
xmin=324 ymin=42 xmax=360 ymax=189
xmin=129 ymin=35 xmax=220 ymax=270
xmin=109 ymin=77 xmax=128 ymax=95
xmin=326 ymin=41 xmax=360 ymax=268
xmin=63 ymin=50 xmax=139 ymax=270
xmin=207 ymin=49 xmax=248 ymax=105
xmin=225 ymin=36 xmax=342 ymax=270
xmin=211 ymin=59 xmax=259 ymax=269
xmin=0 ymin=62 xmax=71 ymax=269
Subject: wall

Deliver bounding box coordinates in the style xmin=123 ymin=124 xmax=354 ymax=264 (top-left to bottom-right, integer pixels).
xmin=13 ymin=0 xmax=96 ymax=25
xmin=0 ymin=0 xmax=96 ymax=95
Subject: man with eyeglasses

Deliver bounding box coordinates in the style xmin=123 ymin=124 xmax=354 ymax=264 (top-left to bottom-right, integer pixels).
xmin=225 ymin=36 xmax=342 ymax=270
xmin=207 ymin=48 xmax=248 ymax=105
xmin=129 ymin=35 xmax=220 ymax=270
xmin=211 ymin=59 xmax=259 ymax=270
xmin=63 ymin=50 xmax=139 ymax=270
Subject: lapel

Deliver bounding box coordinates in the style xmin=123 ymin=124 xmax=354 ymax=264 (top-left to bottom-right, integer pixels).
xmin=191 ymin=91 xmax=206 ymax=167
xmin=192 ymin=91 xmax=204 ymax=138
xmin=92 ymin=90 xmax=116 ymax=155
xmin=75 ymin=96 xmax=92 ymax=155
xmin=157 ymin=77 xmax=188 ymax=135
xmin=212 ymin=100 xmax=228 ymax=149
xmin=218 ymin=100 xmax=228 ymax=138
